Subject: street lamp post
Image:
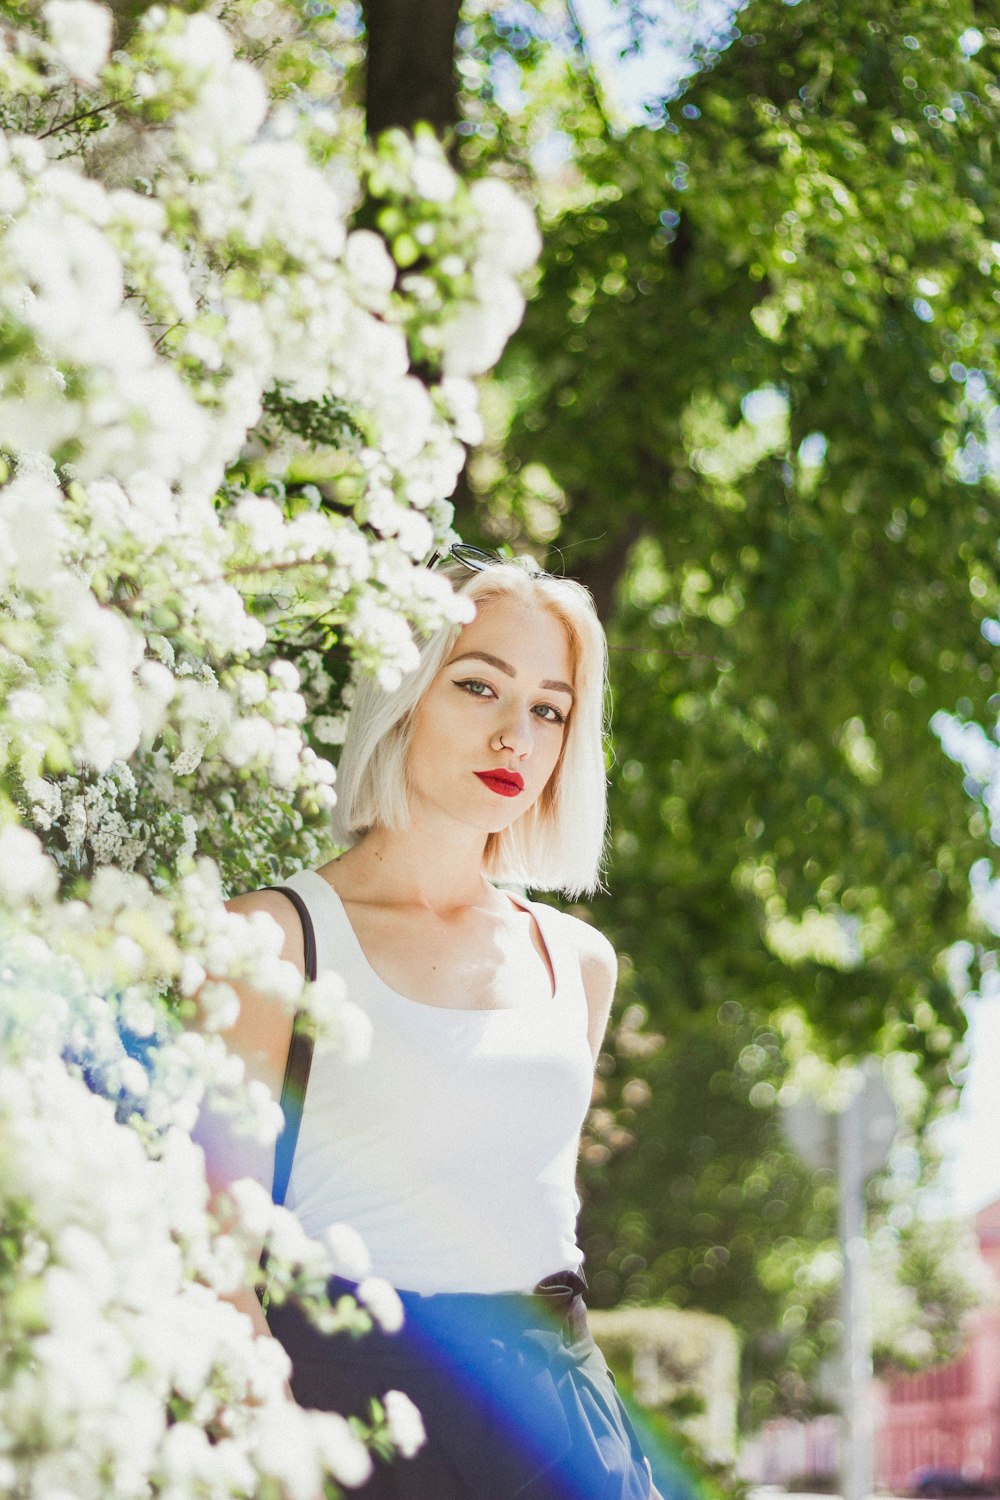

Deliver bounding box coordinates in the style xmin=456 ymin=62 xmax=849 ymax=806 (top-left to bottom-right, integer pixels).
xmin=783 ymin=1058 xmax=898 ymax=1500
xmin=838 ymin=1080 xmax=875 ymax=1500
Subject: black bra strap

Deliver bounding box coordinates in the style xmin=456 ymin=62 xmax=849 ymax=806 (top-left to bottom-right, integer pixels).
xmin=265 ymin=884 xmax=317 ymax=1208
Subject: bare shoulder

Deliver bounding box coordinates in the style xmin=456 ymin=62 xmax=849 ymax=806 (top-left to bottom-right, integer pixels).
xmin=210 ymin=888 xmax=304 ymax=1087
xmin=193 ymin=887 xmax=307 ymax=1197
xmin=551 ymin=908 xmax=618 ymax=1063
xmin=226 ymin=887 xmax=306 ymax=975
xmin=560 ymin=912 xmax=617 ymax=988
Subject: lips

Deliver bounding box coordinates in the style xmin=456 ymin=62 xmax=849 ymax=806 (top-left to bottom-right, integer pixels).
xmin=475 ymin=770 xmax=524 ymax=798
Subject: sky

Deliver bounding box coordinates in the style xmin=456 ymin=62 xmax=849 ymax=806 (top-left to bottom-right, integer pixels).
xmin=572 ymin=0 xmax=744 ymax=121
xmin=931 ymin=996 xmax=1000 ymax=1218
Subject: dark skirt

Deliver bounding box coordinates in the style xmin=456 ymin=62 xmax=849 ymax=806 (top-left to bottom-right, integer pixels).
xmin=267 ymin=1270 xmax=658 ymax=1500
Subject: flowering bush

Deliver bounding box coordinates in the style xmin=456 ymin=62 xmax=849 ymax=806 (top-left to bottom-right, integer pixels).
xmin=0 ymin=0 xmax=539 ymax=1491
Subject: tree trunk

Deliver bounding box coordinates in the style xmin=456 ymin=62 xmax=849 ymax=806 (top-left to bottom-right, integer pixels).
xmin=361 ymin=0 xmax=462 ymax=138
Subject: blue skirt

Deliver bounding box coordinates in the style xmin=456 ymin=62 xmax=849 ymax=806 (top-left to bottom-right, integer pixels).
xmin=267 ymin=1271 xmax=658 ymax=1500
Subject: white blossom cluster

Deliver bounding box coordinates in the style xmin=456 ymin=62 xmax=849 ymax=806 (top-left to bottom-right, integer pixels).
xmin=0 ymin=0 xmax=539 ymax=1491
xmin=0 ymin=964 xmax=424 ymax=1499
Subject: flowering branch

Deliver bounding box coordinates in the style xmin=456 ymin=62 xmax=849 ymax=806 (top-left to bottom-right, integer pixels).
xmin=0 ymin=1 xmax=540 ymax=1493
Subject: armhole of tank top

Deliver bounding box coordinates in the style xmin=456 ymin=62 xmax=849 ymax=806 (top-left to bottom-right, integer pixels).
xmin=513 ymin=895 xmax=594 ymax=1034
xmin=506 ymin=891 xmax=560 ymax=997
xmin=539 ymin=902 xmax=594 ymax=1035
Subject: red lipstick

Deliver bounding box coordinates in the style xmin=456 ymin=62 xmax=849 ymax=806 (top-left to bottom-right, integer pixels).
xmin=475 ymin=770 xmax=524 ymax=797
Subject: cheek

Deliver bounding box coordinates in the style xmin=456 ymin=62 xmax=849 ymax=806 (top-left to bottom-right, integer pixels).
xmin=537 ymin=727 xmax=567 ymax=783
xmin=409 ymin=688 xmax=473 ymax=769
xmin=407 ymin=703 xmax=444 ymax=773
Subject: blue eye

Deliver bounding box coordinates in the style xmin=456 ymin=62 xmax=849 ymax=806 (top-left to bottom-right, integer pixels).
xmin=454 ymin=679 xmax=566 ymax=725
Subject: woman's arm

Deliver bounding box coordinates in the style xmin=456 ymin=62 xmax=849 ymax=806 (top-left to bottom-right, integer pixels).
xmin=194 ymin=889 xmax=305 ymax=1337
xmin=573 ymin=920 xmax=618 ymax=1067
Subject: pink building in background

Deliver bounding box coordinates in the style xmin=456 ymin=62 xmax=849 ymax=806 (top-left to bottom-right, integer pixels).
xmin=875 ymin=1198 xmax=1000 ymax=1491
xmin=741 ymin=1200 xmax=1000 ymax=1492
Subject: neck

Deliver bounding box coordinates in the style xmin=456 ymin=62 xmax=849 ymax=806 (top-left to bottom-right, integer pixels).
xmin=334 ymin=818 xmax=496 ymax=912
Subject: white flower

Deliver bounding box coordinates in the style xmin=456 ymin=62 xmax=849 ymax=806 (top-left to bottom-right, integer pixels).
xmin=383 ymin=1388 xmax=426 ymax=1458
xmin=378 ymin=377 xmax=434 ymax=466
xmin=440 ymin=279 xmax=526 ymax=379
xmin=24 ymin=776 xmax=63 ymax=831
xmin=269 ymin=690 xmax=307 ymax=725
xmin=357 ymin=1276 xmax=404 ymax=1334
xmin=323 ymin=1223 xmax=372 ymax=1282
xmin=395 ymin=506 xmax=434 ymax=560
xmin=312 ymin=713 xmax=348 ymax=746
xmin=411 ymin=153 xmax=458 ymax=204
xmin=197 ymin=980 xmax=240 ymax=1031
xmin=0 ymin=7 xmax=549 ymax=1490
xmin=0 ymin=825 xmax=59 ymax=903
xmin=0 ymin=471 xmax=64 ymax=591
xmin=344 ymin=230 xmax=397 ymax=302
xmin=268 ymin=660 xmax=300 ymax=692
xmin=324 ymin=997 xmax=373 ymax=1067
xmin=254 ymin=1405 xmax=323 ymax=1500
xmin=43 ymin=0 xmax=112 ymax=83
xmin=269 ymin=726 xmax=304 ymax=788
xmin=469 ymin=178 xmax=541 ymax=274
xmin=222 ymin=716 xmax=275 ymax=770
xmin=311 ymin=1410 xmax=374 ymax=1488
xmin=439 ymin=376 xmax=484 ymax=446
xmin=265 ymin=1206 xmax=321 ymax=1268
xmin=229 ymin=1177 xmax=276 ymax=1241
xmin=301 ymin=968 xmax=344 ymax=1024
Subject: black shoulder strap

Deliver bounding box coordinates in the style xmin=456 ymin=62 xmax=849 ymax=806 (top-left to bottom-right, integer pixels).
xmin=265 ymin=884 xmax=317 ymax=1208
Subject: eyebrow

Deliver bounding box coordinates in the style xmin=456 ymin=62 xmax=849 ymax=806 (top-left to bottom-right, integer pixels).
xmin=448 ymin=651 xmax=575 ymax=699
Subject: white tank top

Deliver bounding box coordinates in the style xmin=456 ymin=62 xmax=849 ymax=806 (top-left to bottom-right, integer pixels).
xmin=281 ymin=869 xmax=595 ymax=1294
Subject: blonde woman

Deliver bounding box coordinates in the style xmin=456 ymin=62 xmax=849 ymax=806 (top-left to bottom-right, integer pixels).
xmin=214 ymin=551 xmax=660 ymax=1499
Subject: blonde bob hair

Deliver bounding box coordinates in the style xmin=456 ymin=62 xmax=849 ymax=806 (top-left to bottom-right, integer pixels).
xmin=330 ymin=558 xmax=609 ymax=897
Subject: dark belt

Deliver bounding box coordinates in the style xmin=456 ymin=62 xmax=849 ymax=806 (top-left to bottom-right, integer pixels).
xmin=530 ymin=1267 xmax=589 ymax=1306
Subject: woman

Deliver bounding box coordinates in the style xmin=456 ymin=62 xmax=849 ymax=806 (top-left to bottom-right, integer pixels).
xmin=215 ymin=551 xmax=659 ymax=1499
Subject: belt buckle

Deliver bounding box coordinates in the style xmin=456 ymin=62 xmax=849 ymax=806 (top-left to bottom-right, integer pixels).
xmin=533 ymin=1268 xmax=587 ymax=1303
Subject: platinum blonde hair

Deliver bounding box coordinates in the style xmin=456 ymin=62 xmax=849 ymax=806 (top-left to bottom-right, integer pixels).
xmin=330 ymin=558 xmax=609 ymax=897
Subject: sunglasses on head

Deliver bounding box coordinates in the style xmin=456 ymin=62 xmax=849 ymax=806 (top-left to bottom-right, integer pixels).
xmin=429 ymin=543 xmax=563 ymax=580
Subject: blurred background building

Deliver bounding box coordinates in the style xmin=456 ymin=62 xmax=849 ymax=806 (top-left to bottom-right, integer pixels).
xmin=740 ymin=1199 xmax=1000 ymax=1492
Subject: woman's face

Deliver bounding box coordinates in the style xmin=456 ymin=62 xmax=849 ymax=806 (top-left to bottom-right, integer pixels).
xmin=407 ymin=592 xmax=574 ymax=836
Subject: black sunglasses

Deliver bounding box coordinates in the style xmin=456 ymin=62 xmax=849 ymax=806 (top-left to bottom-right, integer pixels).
xmin=429 ymin=543 xmax=563 ymax=579
xmin=449 ymin=543 xmax=507 ymax=571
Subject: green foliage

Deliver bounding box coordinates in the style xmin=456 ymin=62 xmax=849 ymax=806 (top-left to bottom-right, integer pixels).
xmin=870 ymin=1212 xmax=990 ymax=1373
xmin=262 ymin=389 xmax=362 ymax=450
xmin=578 ymin=997 xmax=842 ymax=1425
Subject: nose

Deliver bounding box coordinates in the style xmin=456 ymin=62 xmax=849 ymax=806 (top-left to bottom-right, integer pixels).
xmin=492 ymin=705 xmax=533 ymax=758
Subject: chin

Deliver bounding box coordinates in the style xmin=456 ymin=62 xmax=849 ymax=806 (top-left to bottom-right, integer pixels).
xmin=472 ymin=804 xmax=529 ymax=838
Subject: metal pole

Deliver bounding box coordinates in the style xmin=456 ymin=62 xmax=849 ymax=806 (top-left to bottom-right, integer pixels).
xmin=838 ymin=1081 xmax=875 ymax=1500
